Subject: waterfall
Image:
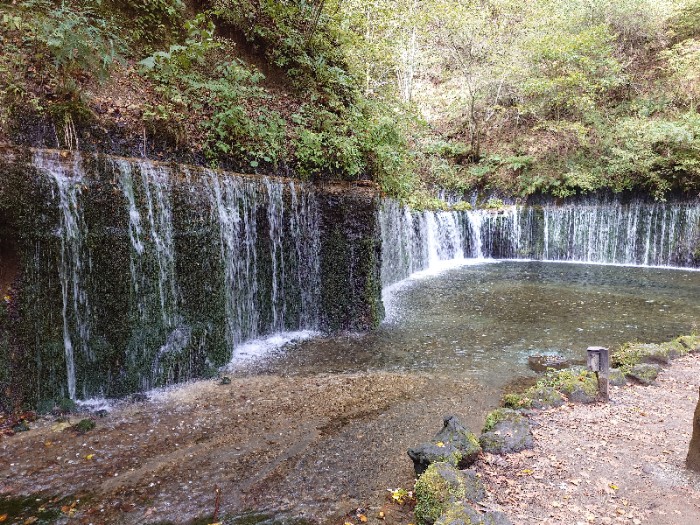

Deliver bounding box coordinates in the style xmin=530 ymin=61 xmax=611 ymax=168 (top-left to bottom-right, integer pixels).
xmin=471 ymin=201 xmax=700 ymax=267
xmin=379 ymin=201 xmax=466 ymax=288
xmin=203 ymin=172 xmax=321 ymax=357
xmin=34 ymin=152 xmax=92 ymax=400
xmin=31 ymin=153 xmax=323 ymax=397
xmin=380 ymin=197 xmax=700 ymax=290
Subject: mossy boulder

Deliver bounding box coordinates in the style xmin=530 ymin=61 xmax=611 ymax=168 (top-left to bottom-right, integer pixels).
xmin=613 ymin=341 xmax=688 ymax=367
xmin=414 ymin=462 xmax=485 ymax=525
xmin=479 ymin=408 xmax=533 ymax=454
xmin=545 ymin=368 xmax=599 ymax=404
xmin=625 ymin=363 xmax=660 ymax=385
xmin=408 ymin=416 xmax=482 ymax=476
xmin=687 ymin=387 xmax=700 ymax=472
xmin=503 ymin=385 xmax=564 ymax=410
xmin=526 ymin=385 xmax=565 ymax=409
xmin=71 ymin=418 xmax=96 ymax=434
xmin=434 ymin=502 xmax=513 ymax=525
xmin=609 ymin=368 xmax=627 ymax=387
xmin=677 ymin=335 xmax=700 ymax=353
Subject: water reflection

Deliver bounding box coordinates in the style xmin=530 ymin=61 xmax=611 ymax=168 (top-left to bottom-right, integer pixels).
xmin=238 ymin=261 xmax=700 ymax=388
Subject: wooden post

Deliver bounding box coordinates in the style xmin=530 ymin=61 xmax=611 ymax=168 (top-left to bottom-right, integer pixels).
xmin=587 ymin=346 xmax=609 ymax=402
xmin=687 ymin=387 xmax=700 ymax=471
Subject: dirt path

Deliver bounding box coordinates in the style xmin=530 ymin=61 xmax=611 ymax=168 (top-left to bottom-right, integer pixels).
xmin=475 ymin=353 xmax=700 ymax=525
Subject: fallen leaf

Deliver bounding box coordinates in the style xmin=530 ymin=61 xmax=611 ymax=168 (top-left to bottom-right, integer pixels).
xmin=359 ymin=515 xmax=368 ymax=523
xmin=0 ymin=514 xmax=7 ymax=522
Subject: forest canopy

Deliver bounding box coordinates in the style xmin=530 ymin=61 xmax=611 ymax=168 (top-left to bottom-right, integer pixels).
xmin=0 ymin=0 xmax=699 ymax=202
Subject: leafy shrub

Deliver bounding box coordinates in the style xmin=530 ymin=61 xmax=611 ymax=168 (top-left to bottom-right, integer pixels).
xmin=109 ymin=0 xmax=184 ymax=47
xmin=603 ymin=113 xmax=700 ymax=198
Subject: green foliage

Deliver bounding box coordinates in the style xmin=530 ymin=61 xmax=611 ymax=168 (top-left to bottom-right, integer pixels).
xmin=109 ymin=0 xmax=184 ymax=47
xmin=603 ymin=113 xmax=700 ymax=198
xmin=669 ymin=1 xmax=700 ymax=41
xmin=21 ymin=1 xmax=123 ymax=89
xmin=213 ymin=0 xmax=356 ymax=110
xmin=662 ymin=38 xmax=700 ymax=108
xmin=523 ymin=24 xmax=626 ymax=120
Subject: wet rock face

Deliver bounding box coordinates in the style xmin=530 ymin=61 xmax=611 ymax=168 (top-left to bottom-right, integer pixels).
xmin=687 ymin=387 xmax=700 ymax=472
xmin=408 ymin=416 xmax=482 ymax=476
xmin=0 ymin=147 xmax=384 ymax=407
xmin=479 ymin=409 xmax=534 ymax=455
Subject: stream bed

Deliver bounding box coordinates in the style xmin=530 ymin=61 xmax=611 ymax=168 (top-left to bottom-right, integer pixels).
xmin=1 ymin=261 xmax=699 ymax=525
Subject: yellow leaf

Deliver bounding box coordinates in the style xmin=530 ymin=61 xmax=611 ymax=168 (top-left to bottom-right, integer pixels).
xmin=609 ymin=483 xmax=619 ymax=491
xmin=359 ymin=515 xmax=368 ymax=523
xmin=0 ymin=514 xmax=7 ymax=522
xmin=520 ymin=469 xmax=534 ymax=475
xmin=436 ymin=441 xmax=445 ymax=447
xmin=86 ymin=454 xmax=95 ymax=460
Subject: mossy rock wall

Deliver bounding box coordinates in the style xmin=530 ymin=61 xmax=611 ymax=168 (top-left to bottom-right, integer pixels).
xmin=0 ymin=146 xmax=384 ymax=409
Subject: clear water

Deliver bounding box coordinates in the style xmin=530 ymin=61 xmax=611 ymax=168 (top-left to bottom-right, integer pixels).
xmin=240 ymin=260 xmax=700 ymax=388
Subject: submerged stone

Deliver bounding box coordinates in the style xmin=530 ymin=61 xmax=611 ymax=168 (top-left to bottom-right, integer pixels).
xmin=414 ymin=462 xmax=485 ymax=525
xmin=625 ymin=363 xmax=660 ymax=385
xmin=479 ymin=409 xmax=533 ymax=454
xmin=527 ymin=353 xmax=570 ymax=373
xmin=408 ymin=416 xmax=482 ymax=476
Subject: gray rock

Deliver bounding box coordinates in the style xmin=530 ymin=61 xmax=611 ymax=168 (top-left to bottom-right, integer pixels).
xmin=626 ymin=363 xmax=661 ymax=385
xmin=528 ymin=386 xmax=565 ymax=409
xmin=609 ymin=368 xmax=627 ymax=386
xmin=409 ymin=416 xmax=482 ymax=476
xmin=479 ymin=409 xmax=534 ymax=454
xmin=414 ymin=462 xmax=486 ymax=525
xmin=434 ymin=502 xmax=513 ymax=525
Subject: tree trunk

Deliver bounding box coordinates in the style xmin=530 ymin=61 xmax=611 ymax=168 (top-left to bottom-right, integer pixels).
xmin=687 ymin=387 xmax=700 ymax=471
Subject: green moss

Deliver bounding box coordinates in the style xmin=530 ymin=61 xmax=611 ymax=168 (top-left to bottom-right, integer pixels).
xmin=450 ymin=201 xmax=472 ymax=212
xmin=502 ymin=392 xmax=532 ymax=409
xmin=625 ymin=363 xmax=660 ymax=385
xmin=482 ymin=408 xmax=520 ymax=433
xmin=434 ymin=503 xmax=479 ymax=525
xmin=613 ymin=339 xmax=689 ymax=368
xmin=414 ymin=462 xmax=483 ymax=525
xmin=677 ymin=335 xmax=700 ymax=353
xmin=72 ymin=418 xmax=96 ymax=434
